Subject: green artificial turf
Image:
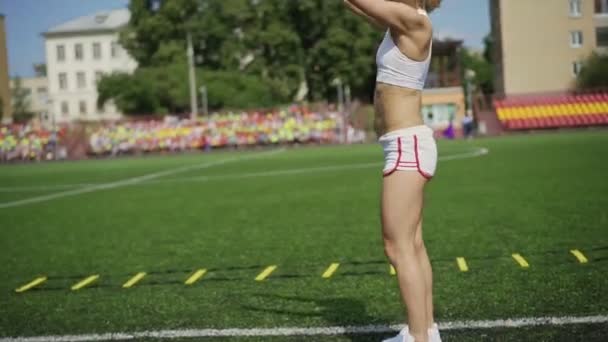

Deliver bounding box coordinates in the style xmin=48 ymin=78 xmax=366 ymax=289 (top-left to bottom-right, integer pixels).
xmin=0 ymin=130 xmax=607 ymax=341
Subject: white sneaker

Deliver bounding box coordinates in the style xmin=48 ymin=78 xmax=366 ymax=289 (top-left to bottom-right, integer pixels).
xmin=428 ymin=323 xmax=442 ymax=342
xmin=382 ymin=327 xmax=415 ymax=342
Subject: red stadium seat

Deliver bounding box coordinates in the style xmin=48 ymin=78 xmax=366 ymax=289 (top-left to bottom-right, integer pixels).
xmin=497 ymin=92 xmax=608 ymax=130
xmin=539 ymin=117 xmax=550 ymax=128
xmin=569 ymin=115 xmax=576 ymax=126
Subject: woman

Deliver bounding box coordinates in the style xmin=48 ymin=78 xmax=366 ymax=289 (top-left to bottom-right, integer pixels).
xmin=344 ymin=1 xmax=442 ymax=342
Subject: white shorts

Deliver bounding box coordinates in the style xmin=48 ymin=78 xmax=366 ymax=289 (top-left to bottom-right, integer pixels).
xmin=379 ymin=125 xmax=438 ymax=179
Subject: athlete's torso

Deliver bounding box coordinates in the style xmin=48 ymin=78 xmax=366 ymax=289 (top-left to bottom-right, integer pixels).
xmin=374 ymin=8 xmax=433 ymax=136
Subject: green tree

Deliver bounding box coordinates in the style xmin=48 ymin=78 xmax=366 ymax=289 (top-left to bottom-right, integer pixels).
xmin=97 ymin=71 xmax=163 ymax=115
xmin=577 ymin=53 xmax=608 ymax=90
xmin=199 ymin=70 xmax=285 ymax=109
xmin=460 ymin=48 xmax=494 ymax=95
xmin=97 ymin=64 xmax=284 ymax=114
xmin=482 ymin=33 xmax=493 ymax=64
xmin=11 ymin=77 xmax=34 ymax=122
xmin=117 ymin=0 xmax=380 ymax=108
xmin=286 ymin=0 xmax=379 ymax=101
xmin=33 ymin=63 xmax=47 ymax=77
xmin=460 ymin=34 xmax=495 ymax=96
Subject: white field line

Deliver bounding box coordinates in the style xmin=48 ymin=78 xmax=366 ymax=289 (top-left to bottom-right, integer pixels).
xmin=0 ymin=184 xmax=95 ymax=193
xmin=0 ymin=314 xmax=606 ymax=341
xmin=0 ymin=147 xmax=490 ymax=193
xmin=0 ymin=149 xmax=285 ymax=209
xmin=157 ymin=147 xmax=490 ymax=185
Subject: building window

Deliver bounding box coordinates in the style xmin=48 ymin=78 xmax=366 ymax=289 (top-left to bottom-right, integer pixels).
xmin=79 ymin=101 xmax=87 ymax=116
xmin=570 ymin=31 xmax=583 ymax=47
xmin=37 ymin=87 xmax=48 ymax=104
xmin=573 ymin=61 xmax=583 ymax=76
xmin=597 ymin=27 xmax=608 ymax=46
xmin=57 ymin=45 xmax=66 ymax=62
xmin=570 ymin=0 xmax=582 ymax=16
xmin=93 ymin=42 xmax=102 ymax=59
xmin=61 ymin=101 xmax=69 ymax=117
xmin=95 ymin=71 xmax=104 ymax=84
xmin=111 ymin=42 xmax=120 ymax=58
xmin=77 ymin=72 xmax=86 ymax=89
xmin=59 ymin=73 xmax=68 ymax=90
xmin=75 ymin=43 xmax=84 ymax=60
xmin=596 ymin=0 xmax=608 ymax=14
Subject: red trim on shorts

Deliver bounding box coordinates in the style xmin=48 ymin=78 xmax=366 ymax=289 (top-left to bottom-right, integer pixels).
xmin=383 ymin=137 xmax=403 ymax=177
xmin=414 ymin=135 xmax=433 ymax=180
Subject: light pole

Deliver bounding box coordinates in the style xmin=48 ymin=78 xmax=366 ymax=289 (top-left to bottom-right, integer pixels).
xmin=344 ymin=84 xmax=351 ymax=115
xmin=47 ymin=98 xmax=57 ymax=160
xmin=331 ymin=77 xmax=347 ymax=144
xmin=465 ymin=69 xmax=476 ymax=117
xmin=187 ymin=32 xmax=198 ymax=120
xmin=332 ymin=77 xmax=344 ymax=114
xmin=199 ymin=85 xmax=208 ymax=117
xmin=344 ymin=84 xmax=352 ymax=144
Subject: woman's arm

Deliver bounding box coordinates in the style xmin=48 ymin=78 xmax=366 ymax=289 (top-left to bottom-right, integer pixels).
xmin=344 ymin=0 xmax=386 ymax=30
xmin=345 ymin=0 xmax=425 ymax=32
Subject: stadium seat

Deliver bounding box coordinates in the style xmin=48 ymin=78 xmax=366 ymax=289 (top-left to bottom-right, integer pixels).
xmin=494 ymin=92 xmax=608 ymax=130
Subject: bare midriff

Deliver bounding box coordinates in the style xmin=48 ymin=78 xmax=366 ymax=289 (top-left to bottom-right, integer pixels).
xmin=374 ymin=82 xmax=424 ymax=137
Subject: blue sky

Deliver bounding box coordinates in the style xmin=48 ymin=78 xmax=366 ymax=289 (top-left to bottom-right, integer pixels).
xmin=1 ymin=0 xmax=490 ymax=78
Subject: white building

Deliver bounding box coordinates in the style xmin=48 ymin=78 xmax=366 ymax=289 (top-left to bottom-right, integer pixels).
xmin=9 ymin=77 xmax=49 ymax=120
xmin=43 ymin=9 xmax=137 ymax=122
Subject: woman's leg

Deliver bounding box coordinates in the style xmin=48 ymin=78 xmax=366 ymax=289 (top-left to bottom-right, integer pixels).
xmin=382 ymin=171 xmax=429 ymax=342
xmin=415 ymin=218 xmax=435 ymax=330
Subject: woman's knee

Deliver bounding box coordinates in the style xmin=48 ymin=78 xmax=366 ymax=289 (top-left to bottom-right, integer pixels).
xmin=383 ymin=233 xmax=425 ymax=262
xmin=383 ymin=235 xmax=417 ymax=263
xmin=383 ymin=238 xmax=398 ymax=262
xmin=414 ymin=232 xmax=425 ymax=253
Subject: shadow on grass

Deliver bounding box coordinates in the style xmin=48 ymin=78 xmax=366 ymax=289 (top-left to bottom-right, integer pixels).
xmin=241 ymin=294 xmax=396 ymax=342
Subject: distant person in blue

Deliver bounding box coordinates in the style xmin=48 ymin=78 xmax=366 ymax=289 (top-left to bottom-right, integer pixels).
xmin=442 ymin=104 xmax=456 ymax=140
xmin=462 ymin=113 xmax=475 ymax=140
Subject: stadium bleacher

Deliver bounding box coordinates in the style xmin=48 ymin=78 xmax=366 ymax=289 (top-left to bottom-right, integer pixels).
xmin=87 ymin=105 xmax=346 ymax=156
xmin=0 ymin=124 xmax=65 ymax=162
xmin=494 ymin=92 xmax=608 ymax=130
xmin=0 ymin=105 xmax=361 ymax=162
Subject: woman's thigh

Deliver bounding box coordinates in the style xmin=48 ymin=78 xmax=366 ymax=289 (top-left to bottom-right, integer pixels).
xmin=382 ymin=171 xmax=427 ymax=243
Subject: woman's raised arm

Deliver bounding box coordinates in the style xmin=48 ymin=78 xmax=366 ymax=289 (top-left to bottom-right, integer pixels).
xmin=345 ymin=0 xmax=425 ymax=32
xmin=344 ymin=0 xmax=386 ymax=30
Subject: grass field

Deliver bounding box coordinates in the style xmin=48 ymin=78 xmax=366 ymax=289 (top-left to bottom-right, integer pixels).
xmin=1 ymin=130 xmax=607 ymax=341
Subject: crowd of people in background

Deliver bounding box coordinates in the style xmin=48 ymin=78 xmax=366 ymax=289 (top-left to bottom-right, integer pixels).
xmin=0 ymin=105 xmax=366 ymax=163
xmin=0 ymin=124 xmax=65 ymax=162
xmin=88 ymin=105 xmax=348 ymax=156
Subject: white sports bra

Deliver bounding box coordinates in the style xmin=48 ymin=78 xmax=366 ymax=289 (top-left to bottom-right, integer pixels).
xmin=376 ymin=8 xmax=432 ymax=90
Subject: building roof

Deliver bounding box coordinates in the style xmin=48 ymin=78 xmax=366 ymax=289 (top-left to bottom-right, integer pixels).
xmin=44 ymin=8 xmax=130 ymax=36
